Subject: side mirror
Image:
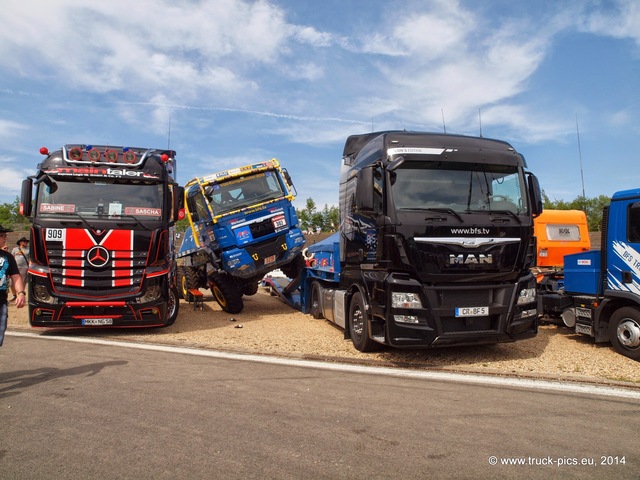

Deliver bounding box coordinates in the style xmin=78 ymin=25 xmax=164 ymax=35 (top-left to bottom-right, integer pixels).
xmin=355 ymin=167 xmax=375 ymax=213
xmin=173 ymin=186 xmax=185 ymax=222
xmin=527 ymin=173 xmax=543 ymax=217
xmin=20 ymin=178 xmax=33 ymax=217
xmin=281 ymin=168 xmax=297 ymax=197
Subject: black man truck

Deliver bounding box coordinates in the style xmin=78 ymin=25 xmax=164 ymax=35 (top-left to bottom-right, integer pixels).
xmin=20 ymin=144 xmax=182 ymax=327
xmin=176 ymin=158 xmax=305 ymax=314
xmin=542 ymin=188 xmax=640 ymax=361
xmin=265 ymin=131 xmax=543 ymax=352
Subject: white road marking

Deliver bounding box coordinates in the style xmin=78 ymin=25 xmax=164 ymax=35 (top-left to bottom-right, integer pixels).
xmin=8 ymin=331 xmax=640 ymax=400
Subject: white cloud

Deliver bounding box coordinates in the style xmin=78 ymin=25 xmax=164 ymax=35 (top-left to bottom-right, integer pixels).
xmin=582 ymin=0 xmax=640 ymax=45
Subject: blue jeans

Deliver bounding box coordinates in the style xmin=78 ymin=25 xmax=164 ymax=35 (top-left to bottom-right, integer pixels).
xmin=0 ymin=302 xmax=7 ymax=347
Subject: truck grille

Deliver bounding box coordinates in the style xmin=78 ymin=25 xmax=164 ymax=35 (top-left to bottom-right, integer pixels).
xmin=47 ymin=247 xmax=147 ymax=295
xmin=249 ymin=217 xmax=276 ymax=239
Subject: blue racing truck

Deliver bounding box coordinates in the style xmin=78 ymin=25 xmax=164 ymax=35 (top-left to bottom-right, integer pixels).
xmin=265 ymin=131 xmax=543 ymax=352
xmin=177 ymin=158 xmax=305 ymax=313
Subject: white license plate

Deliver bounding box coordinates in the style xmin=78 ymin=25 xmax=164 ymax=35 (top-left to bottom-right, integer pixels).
xmin=82 ymin=318 xmax=114 ymax=326
xmin=264 ymin=255 xmax=276 ymax=265
xmin=455 ymin=306 xmax=488 ymax=317
xmin=575 ymin=323 xmax=592 ymax=335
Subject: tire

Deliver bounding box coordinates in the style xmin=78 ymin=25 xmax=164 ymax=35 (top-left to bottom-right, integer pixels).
xmin=210 ymin=274 xmax=244 ymax=314
xmin=608 ymin=307 xmax=640 ymax=361
xmin=242 ymin=281 xmax=259 ymax=296
xmin=348 ymin=291 xmax=382 ymax=352
xmin=310 ymin=281 xmax=323 ymax=319
xmin=280 ymin=253 xmax=305 ymax=279
xmin=179 ymin=266 xmax=200 ymax=301
xmin=164 ymin=287 xmax=179 ymax=327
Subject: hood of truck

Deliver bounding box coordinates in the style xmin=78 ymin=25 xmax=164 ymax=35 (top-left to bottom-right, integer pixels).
xmin=397 ymin=222 xmax=530 ymax=282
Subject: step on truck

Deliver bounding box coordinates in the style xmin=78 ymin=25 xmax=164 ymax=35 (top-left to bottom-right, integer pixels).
xmin=20 ymin=144 xmax=183 ymax=327
xmin=176 ymin=158 xmax=305 ymax=314
xmin=544 ymin=189 xmax=640 ymax=361
xmin=265 ymin=131 xmax=543 ymax=352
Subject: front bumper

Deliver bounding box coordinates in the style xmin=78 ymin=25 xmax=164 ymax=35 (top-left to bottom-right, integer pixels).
xmin=378 ymin=274 xmax=539 ymax=348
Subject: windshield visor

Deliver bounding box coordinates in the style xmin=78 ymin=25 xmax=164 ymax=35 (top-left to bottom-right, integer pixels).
xmin=37 ymin=178 xmax=164 ymax=219
xmin=391 ymin=161 xmax=527 ymax=214
xmin=206 ymin=171 xmax=286 ymax=216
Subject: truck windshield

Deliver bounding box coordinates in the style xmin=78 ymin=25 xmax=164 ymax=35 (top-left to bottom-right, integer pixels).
xmin=391 ymin=161 xmax=527 ymax=214
xmin=36 ymin=178 xmax=164 ymax=219
xmin=206 ymin=170 xmax=285 ymax=215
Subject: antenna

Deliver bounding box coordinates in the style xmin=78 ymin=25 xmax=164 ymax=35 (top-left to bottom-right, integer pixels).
xmin=576 ymin=114 xmax=586 ymax=208
xmin=167 ymin=116 xmax=172 ymax=150
xmin=441 ymin=109 xmax=446 ymax=133
xmin=478 ymin=108 xmax=483 ymax=137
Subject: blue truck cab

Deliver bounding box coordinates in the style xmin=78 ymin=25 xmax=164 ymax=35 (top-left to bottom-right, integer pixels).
xmin=559 ymin=188 xmax=640 ymax=360
xmin=177 ymin=158 xmax=305 ymax=313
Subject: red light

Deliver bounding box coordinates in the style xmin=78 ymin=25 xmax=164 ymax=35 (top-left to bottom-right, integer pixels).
xmin=178 ymin=208 xmax=185 ymax=220
xmin=161 ymin=154 xmax=169 ymax=163
xmin=123 ymin=151 xmax=137 ymax=164
xmin=69 ymin=147 xmax=83 ymax=160
xmin=88 ymin=149 xmax=101 ymax=161
xmin=105 ymin=150 xmax=119 ymax=162
xmin=39 ymin=147 xmax=49 ymax=156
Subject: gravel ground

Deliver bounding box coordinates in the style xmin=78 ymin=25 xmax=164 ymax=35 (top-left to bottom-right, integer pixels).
xmin=6 ymin=288 xmax=639 ymax=387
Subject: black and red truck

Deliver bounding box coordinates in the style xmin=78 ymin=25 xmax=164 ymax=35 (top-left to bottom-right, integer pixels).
xmin=20 ymin=144 xmax=183 ymax=327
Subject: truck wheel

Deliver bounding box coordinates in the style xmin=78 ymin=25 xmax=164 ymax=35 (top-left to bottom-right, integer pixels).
xmin=210 ymin=274 xmax=244 ymax=314
xmin=165 ymin=287 xmax=180 ymax=327
xmin=179 ymin=267 xmax=200 ymax=301
xmin=348 ymin=292 xmax=382 ymax=352
xmin=242 ymin=282 xmax=259 ymax=296
xmin=310 ymin=282 xmax=323 ymax=319
xmin=609 ymin=307 xmax=640 ymax=360
xmin=280 ymin=253 xmax=305 ymax=279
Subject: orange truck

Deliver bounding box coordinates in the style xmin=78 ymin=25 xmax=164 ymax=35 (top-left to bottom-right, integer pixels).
xmin=534 ymin=209 xmax=591 ymax=322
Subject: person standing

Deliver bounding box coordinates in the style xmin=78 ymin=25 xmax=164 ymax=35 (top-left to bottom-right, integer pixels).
xmin=12 ymin=236 xmax=30 ymax=290
xmin=0 ymin=225 xmax=26 ymax=346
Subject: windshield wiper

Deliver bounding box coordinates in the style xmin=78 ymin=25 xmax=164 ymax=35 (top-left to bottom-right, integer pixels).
xmin=420 ymin=208 xmax=463 ymax=223
xmin=114 ymin=215 xmax=152 ymax=231
xmin=489 ymin=210 xmax=522 ymax=224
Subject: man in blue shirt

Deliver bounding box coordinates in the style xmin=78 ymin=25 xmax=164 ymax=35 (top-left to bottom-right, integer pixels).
xmin=0 ymin=224 xmax=26 ymax=346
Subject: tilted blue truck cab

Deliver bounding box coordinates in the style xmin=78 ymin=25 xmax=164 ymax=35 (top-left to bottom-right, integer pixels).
xmin=177 ymin=158 xmax=305 ymax=313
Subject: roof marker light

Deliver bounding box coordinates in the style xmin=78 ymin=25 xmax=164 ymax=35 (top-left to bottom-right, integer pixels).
xmin=123 ymin=150 xmax=137 ymax=164
xmin=39 ymin=147 xmax=49 ymax=156
xmin=161 ymin=154 xmax=169 ymax=163
xmin=88 ymin=149 xmax=101 ymax=161
xmin=106 ymin=150 xmax=119 ymax=162
xmin=69 ymin=147 xmax=83 ymax=160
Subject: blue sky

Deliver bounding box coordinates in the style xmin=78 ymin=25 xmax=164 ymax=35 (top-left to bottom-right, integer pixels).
xmin=1 ymin=0 xmax=639 ymax=210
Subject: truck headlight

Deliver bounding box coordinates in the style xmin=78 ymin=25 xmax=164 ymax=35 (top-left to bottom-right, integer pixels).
xmin=391 ymin=292 xmax=422 ymax=309
xmin=140 ymin=284 xmax=161 ymax=303
xmin=33 ymin=283 xmax=56 ymax=304
xmin=517 ymin=287 xmax=536 ymax=305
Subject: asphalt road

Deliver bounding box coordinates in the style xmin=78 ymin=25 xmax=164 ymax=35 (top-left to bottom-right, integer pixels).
xmin=1 ymin=334 xmax=639 ymax=480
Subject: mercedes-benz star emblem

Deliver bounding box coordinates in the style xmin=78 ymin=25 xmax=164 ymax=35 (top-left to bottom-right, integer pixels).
xmin=86 ymin=246 xmax=110 ymax=268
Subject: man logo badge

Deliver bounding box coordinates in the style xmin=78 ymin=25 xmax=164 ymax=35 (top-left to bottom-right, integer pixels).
xmin=86 ymin=246 xmax=110 ymax=268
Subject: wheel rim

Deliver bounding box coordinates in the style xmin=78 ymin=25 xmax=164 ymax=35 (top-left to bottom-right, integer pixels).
xmin=212 ymin=286 xmax=227 ymax=308
xmin=617 ymin=318 xmax=640 ymax=349
xmin=181 ymin=275 xmax=188 ymax=297
xmin=168 ymin=290 xmax=177 ymax=318
xmin=352 ymin=304 xmax=364 ymax=340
